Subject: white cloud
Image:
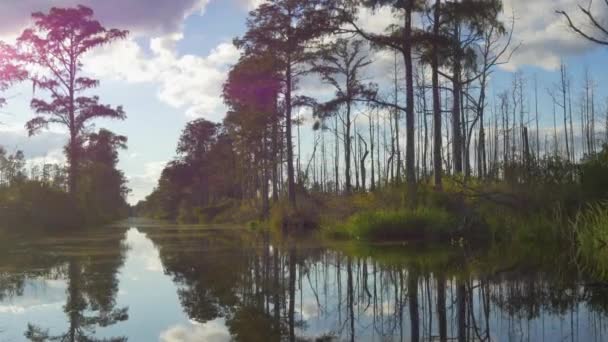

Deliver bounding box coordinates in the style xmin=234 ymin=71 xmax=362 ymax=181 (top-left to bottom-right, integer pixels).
xmin=85 ymin=35 xmax=240 ymax=121
xmin=501 ymin=0 xmax=605 ymax=70
xmin=126 ymin=228 xmax=164 ymax=272
xmin=0 ymin=128 xmax=66 ymax=160
xmin=241 ymin=0 xmax=267 ymax=10
xmin=127 ymin=161 xmax=167 ymax=203
xmin=356 ymin=7 xmax=398 ymax=35
xmin=160 ymin=319 xmax=231 ymax=342
xmin=27 ymin=148 xmax=65 ymax=167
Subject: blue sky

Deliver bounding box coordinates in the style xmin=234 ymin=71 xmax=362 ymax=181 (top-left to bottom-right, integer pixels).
xmin=0 ymin=0 xmax=606 ymax=204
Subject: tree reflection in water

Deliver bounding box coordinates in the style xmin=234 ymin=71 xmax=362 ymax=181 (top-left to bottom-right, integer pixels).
xmin=143 ymin=227 xmax=608 ymax=342
xmin=0 ymin=228 xmax=129 ymax=341
xmin=2 ymin=226 xmax=608 ymax=341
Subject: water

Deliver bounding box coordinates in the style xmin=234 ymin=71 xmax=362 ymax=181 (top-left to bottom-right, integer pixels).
xmin=1 ymin=219 xmax=608 ymax=341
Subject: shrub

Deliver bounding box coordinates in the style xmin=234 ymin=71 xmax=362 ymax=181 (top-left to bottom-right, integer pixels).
xmin=0 ymin=181 xmax=81 ymax=230
xmin=580 ymin=145 xmax=608 ymax=201
xmin=326 ymin=207 xmax=457 ymax=242
xmin=269 ymin=195 xmax=322 ymax=232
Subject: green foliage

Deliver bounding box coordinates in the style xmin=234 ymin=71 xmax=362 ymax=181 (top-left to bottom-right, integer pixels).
xmin=0 ymin=128 xmax=129 ymax=231
xmin=270 ymin=195 xmax=322 ymax=232
xmin=580 ymin=145 xmax=608 ymax=201
xmin=136 ymin=119 xmax=243 ymax=222
xmin=0 ymin=180 xmax=79 ymax=230
xmin=574 ymin=203 xmax=608 ymax=279
xmin=325 ymin=207 xmax=457 ymax=242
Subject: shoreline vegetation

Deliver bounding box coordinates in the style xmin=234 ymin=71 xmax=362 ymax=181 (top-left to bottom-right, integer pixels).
xmin=136 ymin=148 xmax=608 ymax=280
xmin=0 ymin=2 xmax=604 ymax=280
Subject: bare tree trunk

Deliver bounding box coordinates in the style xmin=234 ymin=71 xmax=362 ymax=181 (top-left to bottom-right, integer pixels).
xmin=403 ymin=6 xmax=416 ymax=204
xmin=561 ymin=64 xmax=571 ymax=162
xmin=345 ymin=103 xmax=352 ymax=193
xmin=359 ymin=134 xmax=369 ymax=191
xmin=285 ymin=61 xmax=296 ymax=208
xmin=432 ymin=0 xmax=443 ymax=189
xmin=335 ymin=115 xmax=340 ymax=193
xmin=534 ymin=76 xmax=540 ymax=163
xmin=452 ymin=22 xmax=463 ymax=175
xmin=369 ymin=113 xmax=375 ymax=191
xmin=272 ymin=99 xmax=279 ymax=201
xmin=354 ymin=124 xmax=360 ymax=190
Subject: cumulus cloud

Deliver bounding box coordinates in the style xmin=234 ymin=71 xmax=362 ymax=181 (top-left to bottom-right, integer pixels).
xmin=501 ymin=0 xmax=605 ymax=70
xmin=0 ymin=0 xmax=210 ymax=38
xmin=0 ymin=128 xmax=66 ymax=160
xmin=85 ymin=35 xmax=240 ymax=121
xmin=160 ymin=319 xmax=231 ymax=342
xmin=127 ymin=161 xmax=167 ymax=203
xmin=238 ymin=0 xmax=267 ymax=10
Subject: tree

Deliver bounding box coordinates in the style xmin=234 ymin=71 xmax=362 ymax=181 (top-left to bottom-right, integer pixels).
xmin=557 ymin=1 xmax=608 ymax=46
xmin=176 ymin=118 xmax=222 ymax=207
xmin=236 ymin=0 xmax=336 ymax=208
xmin=312 ymin=38 xmax=373 ymax=193
xmin=78 ymin=129 xmax=130 ymax=223
xmin=18 ymin=5 xmax=128 ymax=194
xmin=224 ymin=53 xmax=281 ymax=215
xmin=438 ymin=0 xmax=504 ymax=175
xmin=338 ymin=0 xmax=425 ymax=204
xmin=430 ymin=0 xmax=444 ymax=189
xmin=177 ymin=119 xmax=221 ymax=163
xmin=0 ymin=42 xmax=27 ymax=112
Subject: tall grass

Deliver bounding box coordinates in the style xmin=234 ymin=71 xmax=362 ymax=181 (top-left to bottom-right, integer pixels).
xmin=323 ymin=207 xmax=457 ymax=242
xmin=574 ymin=203 xmax=608 ymax=279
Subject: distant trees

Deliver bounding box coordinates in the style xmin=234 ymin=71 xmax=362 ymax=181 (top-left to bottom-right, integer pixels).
xmin=312 ymin=38 xmax=373 ymax=193
xmin=18 ymin=5 xmax=128 ymax=194
xmin=342 ymin=0 xmax=425 ymax=203
xmin=139 ymin=118 xmax=241 ymax=222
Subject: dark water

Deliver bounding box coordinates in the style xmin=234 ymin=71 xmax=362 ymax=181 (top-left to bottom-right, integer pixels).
xmin=1 ymin=220 xmax=608 ymax=341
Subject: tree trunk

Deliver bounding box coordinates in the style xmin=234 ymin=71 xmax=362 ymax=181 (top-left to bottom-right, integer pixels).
xmin=345 ymin=102 xmax=352 ymax=193
xmin=285 ymin=62 xmax=296 ymax=208
xmin=404 ymin=6 xmax=416 ymax=205
xmin=432 ymin=0 xmax=443 ymax=190
xmin=359 ymin=134 xmax=369 ymax=191
xmin=452 ymin=23 xmax=463 ymax=175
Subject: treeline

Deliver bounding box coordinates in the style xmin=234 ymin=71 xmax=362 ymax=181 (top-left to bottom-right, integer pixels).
xmin=0 ymin=129 xmax=129 ymax=229
xmin=0 ymin=6 xmax=130 ymax=230
xmin=138 ymin=0 xmax=608 ymax=224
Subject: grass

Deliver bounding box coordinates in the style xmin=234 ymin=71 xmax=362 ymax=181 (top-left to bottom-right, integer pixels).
xmin=322 ymin=207 xmax=458 ymax=242
xmin=574 ymin=203 xmax=608 ymax=279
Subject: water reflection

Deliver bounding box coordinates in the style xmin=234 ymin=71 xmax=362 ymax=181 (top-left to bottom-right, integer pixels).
xmin=0 ymin=228 xmax=129 ymax=341
xmin=1 ymin=223 xmax=608 ymax=341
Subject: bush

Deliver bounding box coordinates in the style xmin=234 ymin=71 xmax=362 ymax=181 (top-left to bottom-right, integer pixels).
xmin=0 ymin=181 xmax=81 ymax=230
xmin=269 ymin=195 xmax=322 ymax=232
xmin=580 ymin=145 xmax=608 ymax=201
xmin=325 ymin=207 xmax=457 ymax=242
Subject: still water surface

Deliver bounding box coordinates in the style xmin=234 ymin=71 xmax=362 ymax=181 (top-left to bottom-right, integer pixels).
xmin=1 ymin=219 xmax=608 ymax=341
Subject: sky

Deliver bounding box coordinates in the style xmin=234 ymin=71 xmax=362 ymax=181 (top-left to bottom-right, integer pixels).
xmin=0 ymin=0 xmax=606 ymax=204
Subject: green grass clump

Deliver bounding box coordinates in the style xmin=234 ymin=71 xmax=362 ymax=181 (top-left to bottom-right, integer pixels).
xmin=574 ymin=203 xmax=608 ymax=279
xmin=325 ymin=207 xmax=457 ymax=242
